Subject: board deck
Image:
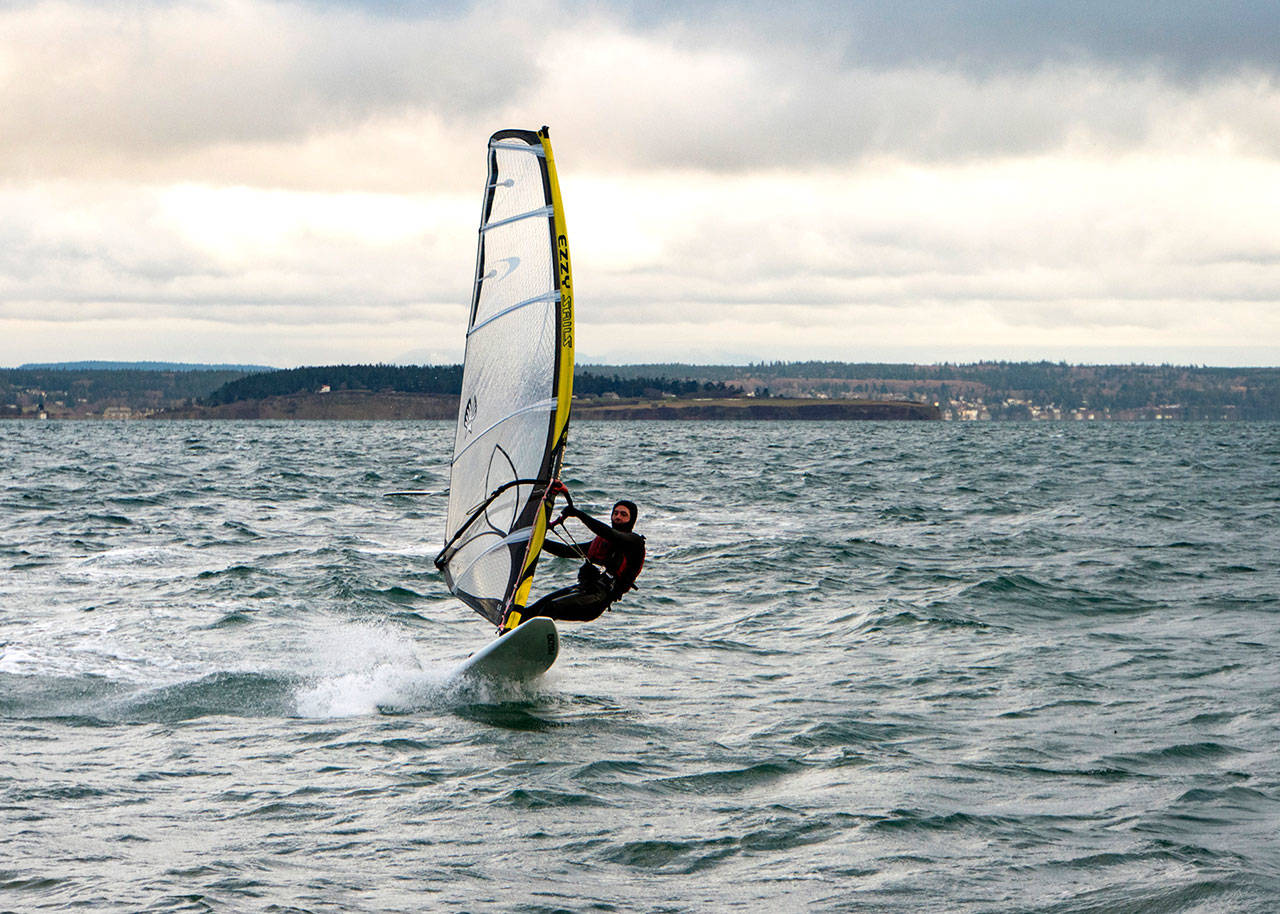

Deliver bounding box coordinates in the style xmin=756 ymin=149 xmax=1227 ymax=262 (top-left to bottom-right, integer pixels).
xmin=451 ymin=617 xmax=559 ymax=682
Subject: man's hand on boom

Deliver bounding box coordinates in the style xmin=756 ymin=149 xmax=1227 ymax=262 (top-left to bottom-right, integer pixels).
xmin=547 ymin=479 xmax=574 ymax=528
xmin=555 ymin=505 xmax=580 ymax=528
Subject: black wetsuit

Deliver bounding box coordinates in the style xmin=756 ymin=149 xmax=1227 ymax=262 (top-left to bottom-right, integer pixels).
xmin=523 ymin=508 xmax=644 ymax=623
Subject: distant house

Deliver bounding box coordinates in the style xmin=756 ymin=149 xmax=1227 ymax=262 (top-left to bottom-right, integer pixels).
xmin=318 ymin=385 xmax=331 ymax=394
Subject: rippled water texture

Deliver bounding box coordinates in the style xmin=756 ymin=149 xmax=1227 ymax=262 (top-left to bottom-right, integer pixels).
xmin=2 ymin=420 xmax=1279 ymax=912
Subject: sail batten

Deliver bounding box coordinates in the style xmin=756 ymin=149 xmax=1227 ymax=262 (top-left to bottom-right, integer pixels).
xmin=480 ymin=205 xmax=555 ymax=233
xmin=449 ymin=398 xmax=560 ymax=467
xmin=436 ymin=127 xmax=574 ymax=626
xmin=490 ymin=140 xmax=546 ymax=155
xmin=467 ymin=292 xmax=559 ymax=337
xmin=449 ymin=527 xmax=536 ymax=591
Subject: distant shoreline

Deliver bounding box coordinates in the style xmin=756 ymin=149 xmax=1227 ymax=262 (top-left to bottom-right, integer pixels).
xmin=9 ymin=361 xmax=1278 ymax=420
xmin=146 ymin=391 xmax=941 ymax=421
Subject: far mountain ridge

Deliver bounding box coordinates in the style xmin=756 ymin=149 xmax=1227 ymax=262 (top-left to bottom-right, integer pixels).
xmin=17 ymin=360 xmax=276 ymax=372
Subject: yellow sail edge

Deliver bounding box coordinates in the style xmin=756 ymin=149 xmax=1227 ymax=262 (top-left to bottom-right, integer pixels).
xmin=541 ymin=128 xmax=575 ymax=448
xmin=508 ymin=128 xmax=572 ymax=619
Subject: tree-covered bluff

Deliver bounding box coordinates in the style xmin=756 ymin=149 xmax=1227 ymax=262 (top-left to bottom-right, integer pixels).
xmin=203 ymin=365 xmax=464 ymax=405
xmin=201 ymin=364 xmax=741 ymax=406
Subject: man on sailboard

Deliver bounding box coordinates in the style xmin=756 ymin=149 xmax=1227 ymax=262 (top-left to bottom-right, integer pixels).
xmin=500 ymin=483 xmax=644 ymax=633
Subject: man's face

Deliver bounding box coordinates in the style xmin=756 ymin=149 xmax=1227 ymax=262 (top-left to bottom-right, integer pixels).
xmin=612 ymin=504 xmax=632 ymax=528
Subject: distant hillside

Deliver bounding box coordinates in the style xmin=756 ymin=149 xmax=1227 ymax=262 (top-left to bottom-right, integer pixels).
xmin=9 ymin=360 xmax=1279 ymax=420
xmin=18 ymin=360 xmax=275 ymax=372
xmin=2 ymin=367 xmax=253 ymax=418
xmin=203 ymin=364 xmax=465 ymax=405
xmin=584 ymin=361 xmax=1280 ymax=420
xmin=201 ymin=364 xmax=741 ymax=406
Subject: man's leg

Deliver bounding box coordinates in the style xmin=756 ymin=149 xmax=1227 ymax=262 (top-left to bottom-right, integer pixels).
xmin=524 ymin=580 xmax=612 ymax=623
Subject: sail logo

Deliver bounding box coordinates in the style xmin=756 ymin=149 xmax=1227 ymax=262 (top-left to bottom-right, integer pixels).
xmin=557 ymin=234 xmax=572 ymax=347
xmin=483 ymin=256 xmax=520 ymax=282
xmin=463 ymin=394 xmax=477 ymax=434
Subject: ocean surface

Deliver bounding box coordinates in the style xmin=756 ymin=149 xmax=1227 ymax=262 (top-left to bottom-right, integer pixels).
xmin=2 ymin=420 xmax=1278 ymax=913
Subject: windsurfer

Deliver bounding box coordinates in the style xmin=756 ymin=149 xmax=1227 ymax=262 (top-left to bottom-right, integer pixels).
xmin=501 ymin=484 xmax=645 ymax=632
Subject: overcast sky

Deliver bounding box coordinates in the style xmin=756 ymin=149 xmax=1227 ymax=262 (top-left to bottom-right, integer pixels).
xmin=3 ymin=0 xmax=1278 ymax=367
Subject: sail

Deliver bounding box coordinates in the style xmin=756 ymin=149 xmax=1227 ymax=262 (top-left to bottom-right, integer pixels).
xmin=434 ymin=127 xmax=574 ymax=625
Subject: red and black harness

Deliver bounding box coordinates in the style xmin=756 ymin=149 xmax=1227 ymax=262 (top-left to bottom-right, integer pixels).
xmin=585 ymin=533 xmax=644 ymax=600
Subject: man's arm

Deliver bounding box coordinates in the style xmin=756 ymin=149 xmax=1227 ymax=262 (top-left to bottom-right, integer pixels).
xmin=564 ymin=507 xmax=644 ymax=551
xmin=542 ymin=539 xmax=588 ymax=559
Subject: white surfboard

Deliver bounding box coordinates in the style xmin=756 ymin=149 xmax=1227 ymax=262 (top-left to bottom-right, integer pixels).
xmin=451 ymin=617 xmax=559 ymax=682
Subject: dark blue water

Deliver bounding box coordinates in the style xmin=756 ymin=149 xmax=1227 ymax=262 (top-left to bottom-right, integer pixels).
xmin=2 ymin=420 xmax=1278 ymax=912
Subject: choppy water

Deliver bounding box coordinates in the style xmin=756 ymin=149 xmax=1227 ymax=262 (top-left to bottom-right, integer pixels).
xmin=2 ymin=420 xmax=1279 ymax=912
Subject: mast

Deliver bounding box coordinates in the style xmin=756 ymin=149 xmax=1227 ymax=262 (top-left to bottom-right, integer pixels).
xmin=435 ymin=127 xmax=574 ymax=626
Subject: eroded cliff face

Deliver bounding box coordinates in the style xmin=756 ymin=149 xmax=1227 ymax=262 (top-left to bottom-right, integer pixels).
xmin=572 ymin=399 xmax=940 ymax=420
xmin=155 ymin=392 xmax=938 ymax=421
xmin=156 ymin=391 xmax=458 ymax=420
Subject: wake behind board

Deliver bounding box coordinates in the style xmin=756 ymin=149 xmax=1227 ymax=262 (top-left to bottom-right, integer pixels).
xmin=451 ymin=617 xmax=559 ymax=682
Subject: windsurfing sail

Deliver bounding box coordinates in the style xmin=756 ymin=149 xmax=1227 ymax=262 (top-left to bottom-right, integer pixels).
xmin=434 ymin=127 xmax=574 ymax=626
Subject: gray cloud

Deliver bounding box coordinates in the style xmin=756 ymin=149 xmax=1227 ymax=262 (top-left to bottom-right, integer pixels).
xmin=2 ymin=0 xmax=1277 ymax=366
xmin=548 ymin=55 xmax=1280 ymax=174
xmin=5 ymin=0 xmax=1278 ymax=188
xmin=619 ymin=0 xmax=1280 ymax=78
xmin=0 ymin=1 xmax=537 ymax=177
